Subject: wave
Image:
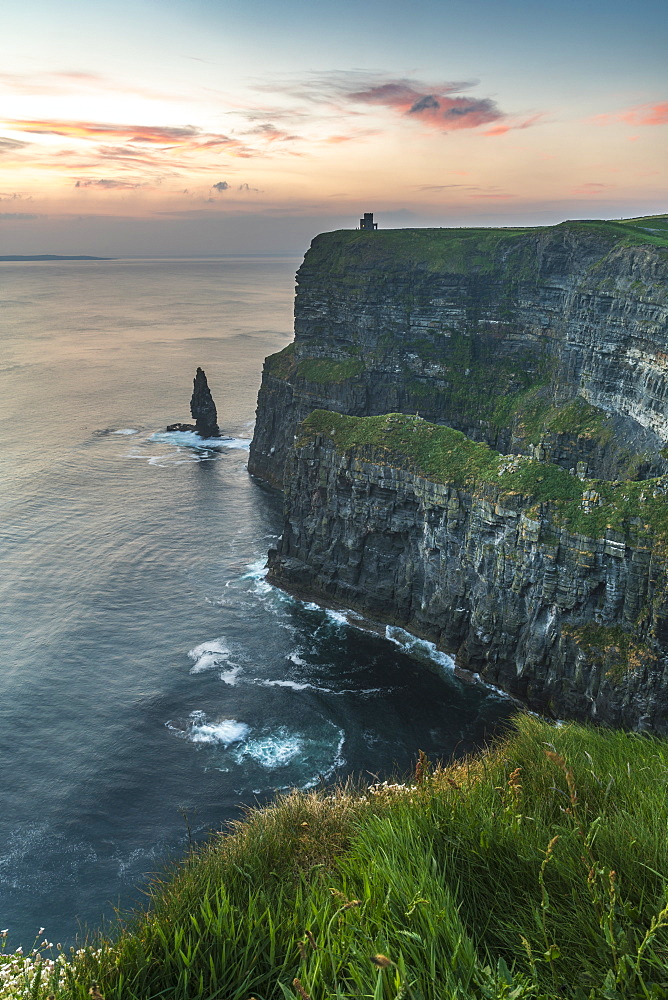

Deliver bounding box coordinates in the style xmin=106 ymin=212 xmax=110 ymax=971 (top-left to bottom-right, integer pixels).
xmin=256 ymin=676 xmax=382 ymax=697
xmin=384 ymin=625 xmax=455 ymax=671
xmin=241 ymin=558 xmax=272 ymax=595
xmin=167 ymin=711 xmax=250 ymax=746
xmin=298 ymin=594 xmax=457 ymax=675
xmin=232 ymin=727 xmax=303 ymax=768
xmin=150 ymin=430 xmax=250 ymax=450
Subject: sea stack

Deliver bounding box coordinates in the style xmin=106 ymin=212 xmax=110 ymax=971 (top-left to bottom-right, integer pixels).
xmin=190 ymin=367 xmax=220 ymax=438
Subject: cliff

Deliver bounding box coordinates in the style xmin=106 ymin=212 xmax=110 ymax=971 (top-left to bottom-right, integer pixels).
xmin=251 ymin=216 xmax=668 ymax=729
xmin=249 ymin=218 xmax=668 ymax=486
xmin=268 ymin=411 xmax=668 ymax=730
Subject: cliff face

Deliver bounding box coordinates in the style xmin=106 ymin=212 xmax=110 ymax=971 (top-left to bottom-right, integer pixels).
xmin=249 ymin=223 xmax=668 ymax=486
xmin=269 ymin=420 xmax=668 ymax=731
xmin=251 ymin=219 xmax=668 ymax=729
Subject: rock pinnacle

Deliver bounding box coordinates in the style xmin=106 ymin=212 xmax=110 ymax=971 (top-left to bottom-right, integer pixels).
xmin=190 ymin=367 xmax=220 ymax=438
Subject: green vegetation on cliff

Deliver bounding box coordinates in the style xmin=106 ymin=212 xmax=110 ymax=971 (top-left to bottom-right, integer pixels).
xmin=302 ymin=216 xmax=668 ymax=277
xmin=564 ymin=623 xmax=659 ymax=680
xmin=299 ymin=410 xmax=668 ymax=543
xmin=11 ymin=716 xmax=668 ymax=1000
xmin=296 ymin=357 xmax=365 ymax=383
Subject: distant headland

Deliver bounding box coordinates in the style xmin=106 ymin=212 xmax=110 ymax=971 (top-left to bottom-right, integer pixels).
xmin=0 ymin=254 xmax=113 ymax=261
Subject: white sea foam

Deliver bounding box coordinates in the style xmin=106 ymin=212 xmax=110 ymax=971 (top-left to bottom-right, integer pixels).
xmin=187 ymin=639 xmax=238 ymax=676
xmin=384 ymin=625 xmax=456 ymax=672
xmin=259 ymin=678 xmax=313 ymax=691
xmin=288 ymin=652 xmax=308 ymax=667
xmin=241 ymin=558 xmax=268 ymax=580
xmin=232 ymin=727 xmax=302 ymax=768
xmin=254 ymin=677 xmax=380 ymax=697
xmin=219 ymin=666 xmax=242 ymax=686
xmin=242 ymin=558 xmax=272 ymax=594
xmin=112 ymin=428 xmax=139 ymax=435
xmin=172 ymin=711 xmax=250 ymax=745
xmin=150 ymin=430 xmax=250 ymax=450
xmin=324 ymin=609 xmax=349 ymax=627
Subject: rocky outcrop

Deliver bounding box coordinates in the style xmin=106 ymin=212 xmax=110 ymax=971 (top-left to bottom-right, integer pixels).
xmin=191 ymin=367 xmax=220 ymax=438
xmin=269 ymin=421 xmax=668 ymax=731
xmin=249 ymin=222 xmax=668 ymax=485
xmin=167 ymin=368 xmax=221 ymax=437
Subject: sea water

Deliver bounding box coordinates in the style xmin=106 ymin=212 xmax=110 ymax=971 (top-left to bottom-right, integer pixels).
xmin=0 ymin=257 xmax=513 ymax=947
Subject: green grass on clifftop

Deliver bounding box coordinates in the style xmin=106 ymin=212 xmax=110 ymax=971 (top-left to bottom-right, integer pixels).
xmin=12 ymin=716 xmax=668 ymax=1000
xmin=303 ymin=216 xmax=668 ymax=276
xmin=299 ymin=410 xmax=668 ymax=543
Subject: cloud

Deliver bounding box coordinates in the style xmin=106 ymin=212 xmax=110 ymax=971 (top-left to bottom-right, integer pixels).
xmin=259 ymin=72 xmax=543 ymax=138
xmin=0 ymin=117 xmax=277 ymax=179
xmin=0 ymin=70 xmax=191 ymax=104
xmin=0 ymin=136 xmax=29 ymax=152
xmin=243 ymin=123 xmax=302 ymax=142
xmin=1 ymin=117 xmax=306 ymax=170
xmin=591 ymin=102 xmax=668 ymax=127
xmin=571 ymin=182 xmax=611 ymax=195
xmin=0 ymin=212 xmax=38 ymax=221
xmin=212 ymin=181 xmax=230 ymax=192
xmin=4 ymin=119 xmax=222 ymax=145
xmin=482 ymin=113 xmax=546 ymax=136
xmin=75 ymin=178 xmax=143 ymax=189
xmin=342 ymin=78 xmax=503 ymax=131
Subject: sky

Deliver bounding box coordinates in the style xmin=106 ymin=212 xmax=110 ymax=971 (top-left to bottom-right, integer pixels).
xmin=1 ymin=0 xmax=666 ymax=255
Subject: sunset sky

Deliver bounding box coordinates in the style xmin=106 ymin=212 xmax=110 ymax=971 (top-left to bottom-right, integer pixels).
xmin=1 ymin=0 xmax=666 ymax=255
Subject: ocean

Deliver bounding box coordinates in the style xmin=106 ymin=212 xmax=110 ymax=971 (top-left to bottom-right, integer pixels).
xmin=0 ymin=256 xmax=513 ymax=948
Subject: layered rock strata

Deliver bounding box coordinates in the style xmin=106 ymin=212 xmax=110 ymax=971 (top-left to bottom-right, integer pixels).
xmin=269 ymin=416 xmax=668 ymax=731
xmin=249 ymin=222 xmax=668 ymax=486
xmin=251 ymin=219 xmax=668 ymax=729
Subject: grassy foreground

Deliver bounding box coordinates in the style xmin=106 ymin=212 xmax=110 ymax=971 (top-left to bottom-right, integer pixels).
xmin=4 ymin=715 xmax=668 ymax=1000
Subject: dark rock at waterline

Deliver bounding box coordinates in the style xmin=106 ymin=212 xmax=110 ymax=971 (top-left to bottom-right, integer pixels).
xmin=191 ymin=367 xmax=220 ymax=438
xmin=165 ymin=368 xmax=221 ymax=437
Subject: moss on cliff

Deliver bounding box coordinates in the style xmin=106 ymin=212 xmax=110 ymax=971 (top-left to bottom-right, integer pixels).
xmin=299 ymin=410 xmax=668 ymax=543
xmin=564 ymin=623 xmax=659 ymax=680
xmin=296 ymin=357 xmax=365 ymax=383
xmin=301 ymin=216 xmax=668 ymax=280
xmin=265 ymin=341 xmax=296 ymax=378
xmin=493 ymin=389 xmax=615 ymax=446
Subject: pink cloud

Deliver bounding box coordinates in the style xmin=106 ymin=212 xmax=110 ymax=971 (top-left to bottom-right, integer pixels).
xmin=348 ymin=80 xmax=504 ymax=132
xmin=483 ymin=113 xmax=546 ymax=136
xmin=591 ymin=102 xmax=668 ymax=127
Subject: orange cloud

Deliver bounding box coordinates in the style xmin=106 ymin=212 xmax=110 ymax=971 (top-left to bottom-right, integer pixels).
xmin=591 ymin=102 xmax=668 ymax=127
xmin=3 ymin=119 xmax=232 ymax=146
